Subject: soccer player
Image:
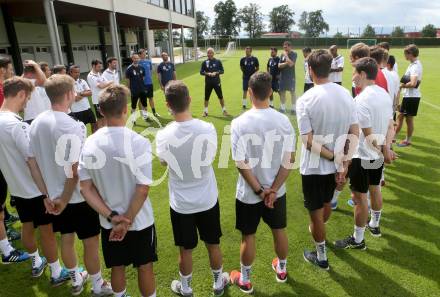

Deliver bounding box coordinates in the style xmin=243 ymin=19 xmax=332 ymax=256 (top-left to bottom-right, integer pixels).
xmin=378 ymin=42 xmax=398 ymax=73
xmin=230 ymin=72 xmax=295 ymax=293
xmin=334 ymin=57 xmax=395 ymax=249
xmin=329 ymin=45 xmax=344 ymax=85
xmin=29 ymin=74 xmax=111 ymax=296
xmin=302 ymin=47 xmax=313 ymax=93
xmin=157 ymin=52 xmax=177 ymax=91
xmin=396 ymin=44 xmax=423 ymax=147
xmin=296 ymin=50 xmax=359 ymax=270
xmin=79 ymin=85 xmax=157 ymax=297
xmin=139 ymin=49 xmax=159 ymax=117
xmin=278 ymin=41 xmax=297 ymax=114
xmin=156 ymin=80 xmax=229 ymax=296
xmin=200 ymin=47 xmax=229 ymax=117
xmin=267 ymin=47 xmax=280 ymax=107
xmin=87 ymin=59 xmax=113 ymax=129
xmin=369 ymin=46 xmax=389 ymax=92
xmin=240 ymin=46 xmax=259 ymax=109
xmin=349 ymin=43 xmax=370 ymax=97
xmin=383 ymin=55 xmax=400 ymax=114
xmin=102 ymin=57 xmax=120 ymax=85
xmin=39 ymin=62 xmax=52 ymax=78
xmin=69 ymin=65 xmax=98 ymax=133
xmin=126 ymin=53 xmax=149 ymax=124
xmin=0 ymin=76 xmax=70 ymax=283
xmin=52 ymin=64 xmax=67 ymax=75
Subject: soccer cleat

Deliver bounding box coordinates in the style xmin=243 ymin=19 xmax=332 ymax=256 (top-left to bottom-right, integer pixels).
xmin=50 ymin=267 xmax=70 ymax=287
xmin=170 ymin=280 xmax=193 ymax=296
xmin=334 ymin=235 xmax=367 ymax=250
xmin=331 ymin=200 xmax=338 ymax=210
xmin=213 ymin=272 xmax=230 ymax=296
xmin=5 ymin=213 xmax=20 ymax=225
xmin=202 ymin=111 xmax=208 ymax=117
xmin=2 ymin=249 xmax=30 ymax=264
xmin=91 ymin=280 xmax=113 ymax=297
xmin=6 ymin=228 xmax=21 ymax=241
xmin=367 ymin=224 xmax=382 ymax=237
xmin=397 ymin=140 xmax=411 ymax=147
xmin=32 ymin=256 xmax=48 ymax=278
xmin=271 ymin=258 xmax=288 ymax=283
xmin=71 ymin=270 xmax=89 ymax=296
xmin=230 ymin=270 xmax=253 ymax=294
xmin=303 ymin=250 xmax=329 ymax=271
xmin=153 ymin=112 xmax=161 ymax=118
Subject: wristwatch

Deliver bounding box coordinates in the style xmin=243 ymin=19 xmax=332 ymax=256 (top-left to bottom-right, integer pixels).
xmin=107 ymin=210 xmax=119 ymax=223
xmin=254 ymin=185 xmax=264 ymax=196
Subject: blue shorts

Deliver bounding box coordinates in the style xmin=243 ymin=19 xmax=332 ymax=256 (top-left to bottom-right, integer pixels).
xmin=272 ymin=80 xmax=279 ymax=92
xmin=279 ymin=79 xmax=295 ymax=92
xmin=243 ymin=78 xmax=250 ymax=91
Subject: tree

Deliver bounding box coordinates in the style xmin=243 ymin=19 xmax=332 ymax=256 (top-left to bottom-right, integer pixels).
xmin=212 ymin=0 xmax=241 ymax=36
xmin=298 ymin=10 xmax=329 ymax=38
xmin=421 ymin=24 xmax=437 ymax=37
xmin=334 ymin=32 xmax=344 ymax=38
xmin=362 ymin=24 xmax=376 ymax=38
xmin=268 ymin=5 xmax=295 ymax=33
xmin=239 ymin=3 xmax=264 ymax=38
xmin=196 ymin=11 xmax=210 ymax=39
xmin=391 ymin=26 xmax=405 ymax=38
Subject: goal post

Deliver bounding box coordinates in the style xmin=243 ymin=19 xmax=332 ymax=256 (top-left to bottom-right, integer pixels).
xmin=347 ymin=39 xmax=377 ymax=49
xmin=223 ymin=41 xmax=237 ymax=57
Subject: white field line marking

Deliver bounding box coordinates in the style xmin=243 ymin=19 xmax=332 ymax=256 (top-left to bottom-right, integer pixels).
xmin=422 ymin=99 xmax=440 ymax=111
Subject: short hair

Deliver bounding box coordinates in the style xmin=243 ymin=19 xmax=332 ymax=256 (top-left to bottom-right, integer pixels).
xmin=355 ymin=57 xmax=378 ymax=80
xmin=3 ymin=76 xmax=34 ymax=98
xmin=350 ymin=43 xmax=370 ymax=59
xmin=165 ymin=80 xmax=190 ymax=113
xmin=0 ymin=56 xmax=11 ymax=69
xmin=39 ymin=62 xmax=49 ymax=72
xmin=138 ymin=48 xmax=147 ymax=55
xmin=91 ymin=59 xmax=102 ymax=66
xmin=52 ymin=64 xmax=66 ymax=74
xmin=387 ymin=55 xmax=396 ymax=68
xmin=283 ymin=41 xmax=291 ymax=47
xmin=249 ymin=72 xmax=272 ymax=101
xmin=245 ymin=46 xmax=252 ymax=50
xmin=207 ymin=47 xmax=215 ymax=54
xmin=44 ymin=74 xmax=75 ymax=104
xmin=99 ymin=85 xmax=129 ymax=118
xmin=270 ymin=47 xmax=278 ymax=52
xmin=302 ymin=47 xmax=312 ymax=54
xmin=404 ymin=44 xmax=419 ymax=57
xmin=378 ymin=42 xmax=390 ymax=51
xmin=329 ymin=45 xmax=337 ymax=51
xmin=382 ymin=50 xmax=389 ymax=65
xmin=369 ymin=46 xmax=385 ymax=65
xmin=308 ymin=50 xmax=332 ymax=78
xmin=68 ymin=64 xmax=80 ymax=73
xmin=106 ymin=57 xmax=117 ymax=66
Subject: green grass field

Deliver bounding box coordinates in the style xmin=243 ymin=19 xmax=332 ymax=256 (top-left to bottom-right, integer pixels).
xmin=1 ymin=47 xmax=440 ymax=297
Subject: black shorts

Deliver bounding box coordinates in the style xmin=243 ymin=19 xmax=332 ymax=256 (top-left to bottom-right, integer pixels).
xmin=242 ymin=78 xmax=250 ymax=91
xmin=144 ymin=84 xmax=154 ymax=99
xmin=235 ymin=195 xmax=286 ymax=235
xmin=272 ymin=80 xmax=279 ymax=93
xmin=400 ymin=97 xmax=420 ymax=116
xmin=70 ymin=109 xmax=96 ymax=125
xmin=52 ymin=202 xmax=100 ymax=240
xmin=131 ymin=91 xmax=148 ymax=109
xmin=94 ymin=104 xmax=103 ymax=119
xmin=170 ymin=202 xmax=222 ymax=250
xmin=304 ymin=83 xmax=314 ymax=93
xmin=334 ymin=82 xmax=342 ymax=85
xmin=101 ymin=224 xmax=157 ymax=268
xmin=301 ymin=174 xmax=336 ymax=211
xmin=0 ymin=170 xmax=6 ymax=211
xmin=205 ymin=81 xmax=223 ymax=101
xmin=349 ymin=158 xmax=384 ymax=194
xmin=13 ymin=195 xmax=53 ymax=227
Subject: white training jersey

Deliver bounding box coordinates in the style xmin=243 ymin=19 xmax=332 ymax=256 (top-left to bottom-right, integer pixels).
xmin=329 ymin=55 xmax=344 ymax=83
xmin=24 ymin=80 xmax=51 ymax=122
xmin=102 ymin=68 xmax=120 ymax=85
xmin=71 ymin=78 xmax=91 ymax=113
xmin=304 ymin=60 xmax=313 ymax=84
xmin=382 ymin=68 xmax=399 ymax=107
xmin=402 ymin=60 xmax=423 ymax=98
xmin=87 ymin=71 xmax=106 ymax=105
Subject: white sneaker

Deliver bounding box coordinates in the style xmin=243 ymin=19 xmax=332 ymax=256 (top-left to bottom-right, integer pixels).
xmin=92 ymin=280 xmax=113 ymax=296
xmin=71 ymin=270 xmax=89 ymax=296
xmin=213 ymin=272 xmax=230 ymax=296
xmin=171 ymin=280 xmax=193 ymax=296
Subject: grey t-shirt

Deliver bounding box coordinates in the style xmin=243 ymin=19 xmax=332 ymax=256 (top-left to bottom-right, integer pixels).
xmin=280 ymin=51 xmax=297 ymax=82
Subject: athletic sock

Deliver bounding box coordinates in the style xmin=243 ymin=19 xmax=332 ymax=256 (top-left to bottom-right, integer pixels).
xmin=315 ymin=241 xmax=327 ymax=261
xmin=212 ymin=266 xmax=224 ymax=290
xmin=240 ymin=263 xmax=252 ymax=284
xmin=90 ymin=271 xmax=104 ymax=293
xmin=204 ymin=107 xmax=208 ymax=113
xmin=277 ymin=258 xmax=287 ymax=273
xmin=280 ymin=103 xmax=286 ymax=110
xmin=222 ymin=107 xmax=226 ymax=112
xmin=68 ymin=266 xmax=82 ymax=286
xmin=242 ymin=99 xmax=247 ymax=107
xmin=29 ymin=250 xmax=43 ymax=268
xmin=369 ymin=210 xmax=382 ymax=228
xmin=148 ymin=291 xmax=156 ymax=297
xmin=406 ymin=136 xmax=412 ymax=142
xmin=141 ymin=110 xmax=148 ymax=118
xmin=353 ymin=225 xmax=365 ymax=243
xmin=131 ymin=109 xmax=136 ymax=115
xmin=0 ymin=238 xmax=14 ymax=257
xmin=179 ymin=271 xmax=192 ymax=294
xmin=48 ymin=259 xmax=62 ymax=279
xmin=331 ymin=190 xmax=341 ymax=204
xmin=114 ymin=289 xmax=126 ymax=297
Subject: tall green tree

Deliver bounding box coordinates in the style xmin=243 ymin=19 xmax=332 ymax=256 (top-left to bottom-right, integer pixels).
xmin=298 ymin=10 xmax=329 ymax=38
xmin=391 ymin=26 xmax=405 ymax=38
xmin=421 ymin=24 xmax=437 ymax=37
xmin=196 ymin=11 xmax=210 ymax=39
xmin=212 ymin=0 xmax=241 ymax=36
xmin=334 ymin=32 xmax=344 ymax=38
xmin=239 ymin=3 xmax=264 ymax=38
xmin=268 ymin=5 xmax=295 ymax=33
xmin=362 ymin=24 xmax=376 ymax=38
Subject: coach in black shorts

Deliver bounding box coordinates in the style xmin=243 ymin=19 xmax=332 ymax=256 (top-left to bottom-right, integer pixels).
xmin=126 ymin=53 xmax=149 ymax=122
xmin=200 ymin=48 xmax=230 ymax=117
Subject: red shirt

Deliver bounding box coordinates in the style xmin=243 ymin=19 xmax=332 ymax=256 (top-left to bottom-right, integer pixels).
xmin=0 ymin=82 xmax=4 ymax=108
xmin=354 ymin=67 xmax=389 ymax=96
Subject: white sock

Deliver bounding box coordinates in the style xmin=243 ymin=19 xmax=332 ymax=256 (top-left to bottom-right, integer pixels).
xmin=141 ymin=110 xmax=148 ymax=118
xmin=291 ymin=107 xmax=296 ymax=112
xmin=212 ymin=266 xmax=223 ymax=290
xmin=240 ymin=263 xmax=251 ymax=284
xmin=114 ymin=289 xmax=126 ymax=297
xmin=242 ymin=99 xmax=247 ymax=106
xmin=331 ymin=190 xmax=341 ymax=204
xmin=90 ymin=271 xmax=104 ymax=293
xmin=369 ymin=210 xmax=382 ymax=228
xmin=148 ymin=291 xmax=156 ymax=297
xmin=353 ymin=225 xmax=365 ymax=244
xmin=222 ymin=106 xmax=226 ymax=112
xmin=68 ymin=266 xmax=82 ymax=286
xmin=131 ymin=109 xmax=136 ymax=115
xmin=277 ymin=258 xmax=287 ymax=273
xmin=280 ymin=103 xmax=286 ymax=110
xmin=0 ymin=238 xmax=14 ymax=257
xmin=315 ymin=241 xmax=327 ymax=261
xmin=179 ymin=271 xmax=192 ymax=294
xmin=204 ymin=107 xmax=208 ymax=113
xmin=29 ymin=250 xmax=43 ymax=268
xmin=48 ymin=259 xmax=62 ymax=279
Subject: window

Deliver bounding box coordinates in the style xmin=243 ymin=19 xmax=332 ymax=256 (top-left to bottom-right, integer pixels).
xmin=20 ymin=47 xmax=34 ymax=54
xmin=0 ymin=48 xmax=8 ymax=54
xmin=185 ymin=0 xmax=193 ymax=16
xmin=174 ymin=0 xmax=181 ymax=13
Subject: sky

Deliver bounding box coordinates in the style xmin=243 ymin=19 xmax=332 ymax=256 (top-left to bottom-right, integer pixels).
xmin=195 ymin=0 xmax=440 ymax=36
